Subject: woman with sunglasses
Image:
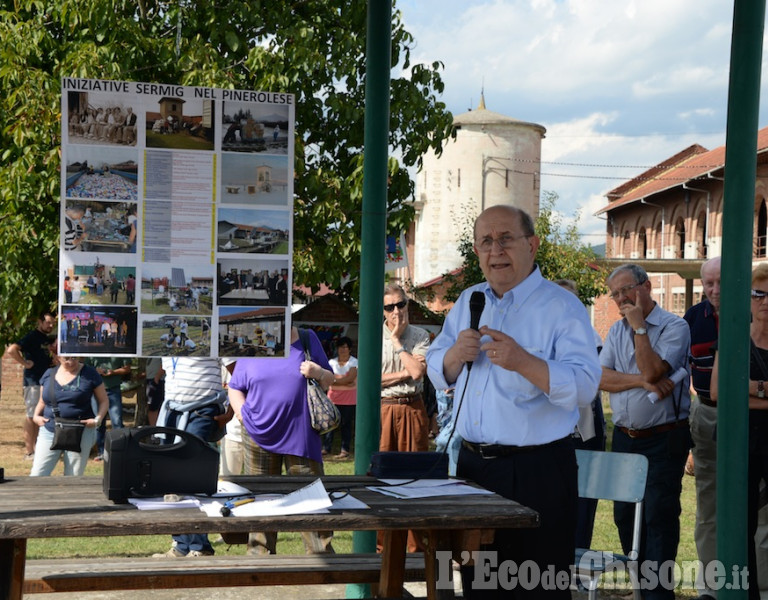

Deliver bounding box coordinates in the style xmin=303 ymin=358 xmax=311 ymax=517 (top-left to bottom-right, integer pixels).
xmin=30 ymin=355 xmax=108 ymax=476
xmin=711 ymin=262 xmax=768 ymax=600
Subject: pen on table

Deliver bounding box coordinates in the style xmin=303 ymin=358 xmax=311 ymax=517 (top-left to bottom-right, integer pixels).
xmin=220 ymin=497 xmax=255 ymax=516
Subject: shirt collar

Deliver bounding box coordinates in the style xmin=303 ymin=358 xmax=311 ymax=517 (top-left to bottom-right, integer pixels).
xmin=483 ymin=264 xmax=543 ymax=306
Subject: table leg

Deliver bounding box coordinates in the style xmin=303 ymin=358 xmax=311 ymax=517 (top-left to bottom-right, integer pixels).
xmin=419 ymin=530 xmax=456 ymax=600
xmin=378 ymin=529 xmax=407 ymax=598
xmin=0 ymin=538 xmax=27 ymax=600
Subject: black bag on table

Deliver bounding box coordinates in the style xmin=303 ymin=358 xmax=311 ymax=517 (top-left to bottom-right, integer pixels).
xmin=103 ymin=426 xmax=219 ymax=503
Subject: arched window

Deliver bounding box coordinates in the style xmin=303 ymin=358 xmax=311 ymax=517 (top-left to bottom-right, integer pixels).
xmin=638 ymin=227 xmax=647 ymax=259
xmin=757 ymin=201 xmax=767 ymax=258
xmin=675 ymin=217 xmax=685 ymax=259
xmin=696 ymin=211 xmax=707 ymax=259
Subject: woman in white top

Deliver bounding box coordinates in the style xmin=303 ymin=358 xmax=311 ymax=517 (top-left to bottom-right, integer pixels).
xmin=321 ymin=337 xmax=357 ymax=458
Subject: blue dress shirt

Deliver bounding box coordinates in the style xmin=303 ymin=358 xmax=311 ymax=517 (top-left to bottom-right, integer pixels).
xmin=601 ymin=303 xmax=691 ymax=429
xmin=426 ymin=267 xmax=601 ymax=446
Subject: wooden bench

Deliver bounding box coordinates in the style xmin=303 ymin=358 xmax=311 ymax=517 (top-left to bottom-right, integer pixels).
xmin=23 ymin=553 xmax=427 ymax=594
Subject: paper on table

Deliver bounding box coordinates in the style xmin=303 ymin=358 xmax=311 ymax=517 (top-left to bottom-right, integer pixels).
xmin=215 ymin=480 xmax=252 ymax=497
xmin=368 ymin=479 xmax=495 ymax=499
xmin=128 ymin=497 xmax=201 ymax=510
xmin=329 ymin=494 xmax=369 ymax=510
xmin=200 ymin=478 xmax=333 ymax=517
xmin=128 ymin=481 xmax=252 ymax=510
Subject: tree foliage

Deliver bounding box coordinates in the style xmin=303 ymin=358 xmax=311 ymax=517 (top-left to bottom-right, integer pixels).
xmin=437 ymin=192 xmax=608 ymax=305
xmin=0 ymin=0 xmax=454 ymax=344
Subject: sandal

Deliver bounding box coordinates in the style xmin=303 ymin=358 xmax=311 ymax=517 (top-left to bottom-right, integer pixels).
xmin=684 ymin=451 xmax=694 ymax=476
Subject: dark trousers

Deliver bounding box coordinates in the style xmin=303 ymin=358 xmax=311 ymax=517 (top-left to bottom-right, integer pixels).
xmin=166 ymin=403 xmax=221 ymax=555
xmin=748 ymin=442 xmax=768 ymax=600
xmin=457 ymin=438 xmax=577 ymax=600
xmin=612 ymin=426 xmax=690 ymax=600
xmin=323 ymin=405 xmax=355 ymax=453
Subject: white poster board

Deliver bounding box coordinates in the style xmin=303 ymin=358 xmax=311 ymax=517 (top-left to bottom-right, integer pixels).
xmin=59 ymin=78 xmax=294 ymax=358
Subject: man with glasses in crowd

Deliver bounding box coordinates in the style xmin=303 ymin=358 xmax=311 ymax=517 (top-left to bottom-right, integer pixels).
xmin=683 ymin=256 xmax=721 ymax=600
xmin=427 ymin=205 xmax=600 ymax=599
xmin=380 ymin=283 xmax=430 ymax=453
xmin=600 ymin=263 xmax=692 ymax=600
xmin=380 ymin=283 xmax=431 ymax=555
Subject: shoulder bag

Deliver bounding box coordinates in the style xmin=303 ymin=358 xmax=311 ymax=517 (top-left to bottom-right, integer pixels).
xmin=298 ymin=329 xmax=341 ymax=435
xmin=48 ymin=367 xmax=86 ymax=452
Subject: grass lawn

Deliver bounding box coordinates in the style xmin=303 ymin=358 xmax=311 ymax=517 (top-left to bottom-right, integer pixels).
xmin=0 ymin=392 xmax=700 ymax=594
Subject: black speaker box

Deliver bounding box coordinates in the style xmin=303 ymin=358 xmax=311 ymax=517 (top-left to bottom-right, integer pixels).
xmin=103 ymin=426 xmax=219 ymax=503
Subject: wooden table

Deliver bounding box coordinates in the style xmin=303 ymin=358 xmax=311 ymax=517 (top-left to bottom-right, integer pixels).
xmin=0 ymin=475 xmax=539 ymax=599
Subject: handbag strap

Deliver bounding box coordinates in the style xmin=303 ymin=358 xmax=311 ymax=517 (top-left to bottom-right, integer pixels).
xmin=298 ymin=328 xmax=312 ymax=362
xmin=47 ymin=366 xmax=61 ymax=418
xmin=298 ymin=328 xmax=325 ymax=387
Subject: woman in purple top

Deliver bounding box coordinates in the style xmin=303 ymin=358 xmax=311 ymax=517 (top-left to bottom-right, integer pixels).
xmin=228 ymin=326 xmax=335 ymax=555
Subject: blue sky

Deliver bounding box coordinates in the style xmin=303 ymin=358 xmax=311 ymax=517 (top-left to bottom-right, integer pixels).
xmin=396 ymin=0 xmax=765 ymax=245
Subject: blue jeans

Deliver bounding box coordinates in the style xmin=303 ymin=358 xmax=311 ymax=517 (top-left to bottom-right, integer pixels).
xmin=31 ymin=424 xmax=98 ymax=476
xmin=166 ymin=403 xmax=220 ymax=555
xmin=94 ymin=387 xmax=124 ymax=455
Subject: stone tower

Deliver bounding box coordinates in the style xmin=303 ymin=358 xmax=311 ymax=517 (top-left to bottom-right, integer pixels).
xmin=412 ymin=95 xmax=546 ymax=285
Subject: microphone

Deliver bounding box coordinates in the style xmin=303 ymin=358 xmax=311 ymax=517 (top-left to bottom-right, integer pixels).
xmin=467 ymin=291 xmax=485 ymax=371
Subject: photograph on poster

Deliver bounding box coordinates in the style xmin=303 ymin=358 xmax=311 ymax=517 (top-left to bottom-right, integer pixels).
xmin=65 ymin=146 xmax=138 ymax=201
xmin=217 ymin=258 xmax=289 ymax=306
xmin=221 ymin=101 xmax=289 ymax=154
xmin=140 ymin=264 xmax=215 ymax=315
xmin=63 ymin=199 xmax=137 ymax=254
xmin=146 ymin=97 xmax=215 ymax=151
xmin=59 ymin=306 xmax=137 ymax=355
xmin=141 ymin=315 xmax=211 ymax=356
xmin=220 ymin=153 xmax=289 ymax=206
xmin=217 ymin=208 xmax=290 ymax=255
xmin=66 ymin=91 xmax=141 ymax=147
xmin=218 ymin=306 xmax=287 ymax=358
xmin=62 ymin=262 xmax=136 ymax=306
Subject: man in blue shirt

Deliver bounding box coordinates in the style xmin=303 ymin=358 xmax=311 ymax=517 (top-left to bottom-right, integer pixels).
xmin=427 ymin=205 xmax=600 ymax=599
xmin=600 ymin=263 xmax=692 ymax=600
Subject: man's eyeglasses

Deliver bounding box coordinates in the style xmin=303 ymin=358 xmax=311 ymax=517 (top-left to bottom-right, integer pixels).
xmin=383 ymin=300 xmax=408 ymax=312
xmin=475 ymin=234 xmax=530 ymax=253
xmin=751 ymin=289 xmax=768 ymax=300
xmin=609 ymin=282 xmax=644 ymax=300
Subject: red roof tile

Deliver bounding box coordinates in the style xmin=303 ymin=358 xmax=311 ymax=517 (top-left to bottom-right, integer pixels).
xmin=597 ymin=126 xmax=768 ymax=214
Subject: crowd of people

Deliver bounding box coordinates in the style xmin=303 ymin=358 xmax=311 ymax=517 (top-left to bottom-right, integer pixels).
xmin=63 ymin=272 xmax=136 ymax=305
xmin=69 ymin=105 xmax=138 ymax=145
xmin=5 ymin=204 xmax=768 ymax=597
xmin=218 ymin=268 xmax=288 ymax=305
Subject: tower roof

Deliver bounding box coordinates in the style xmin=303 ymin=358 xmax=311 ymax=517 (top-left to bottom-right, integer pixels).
xmin=452 ymin=93 xmax=546 ymax=135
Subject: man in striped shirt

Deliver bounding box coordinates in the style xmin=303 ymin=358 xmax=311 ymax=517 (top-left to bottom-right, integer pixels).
xmin=153 ymin=357 xmax=235 ymax=558
xmin=64 ymin=204 xmax=86 ymax=251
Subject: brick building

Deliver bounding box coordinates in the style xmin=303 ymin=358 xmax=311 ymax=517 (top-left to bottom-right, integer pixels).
xmin=592 ymin=126 xmax=768 ymax=339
